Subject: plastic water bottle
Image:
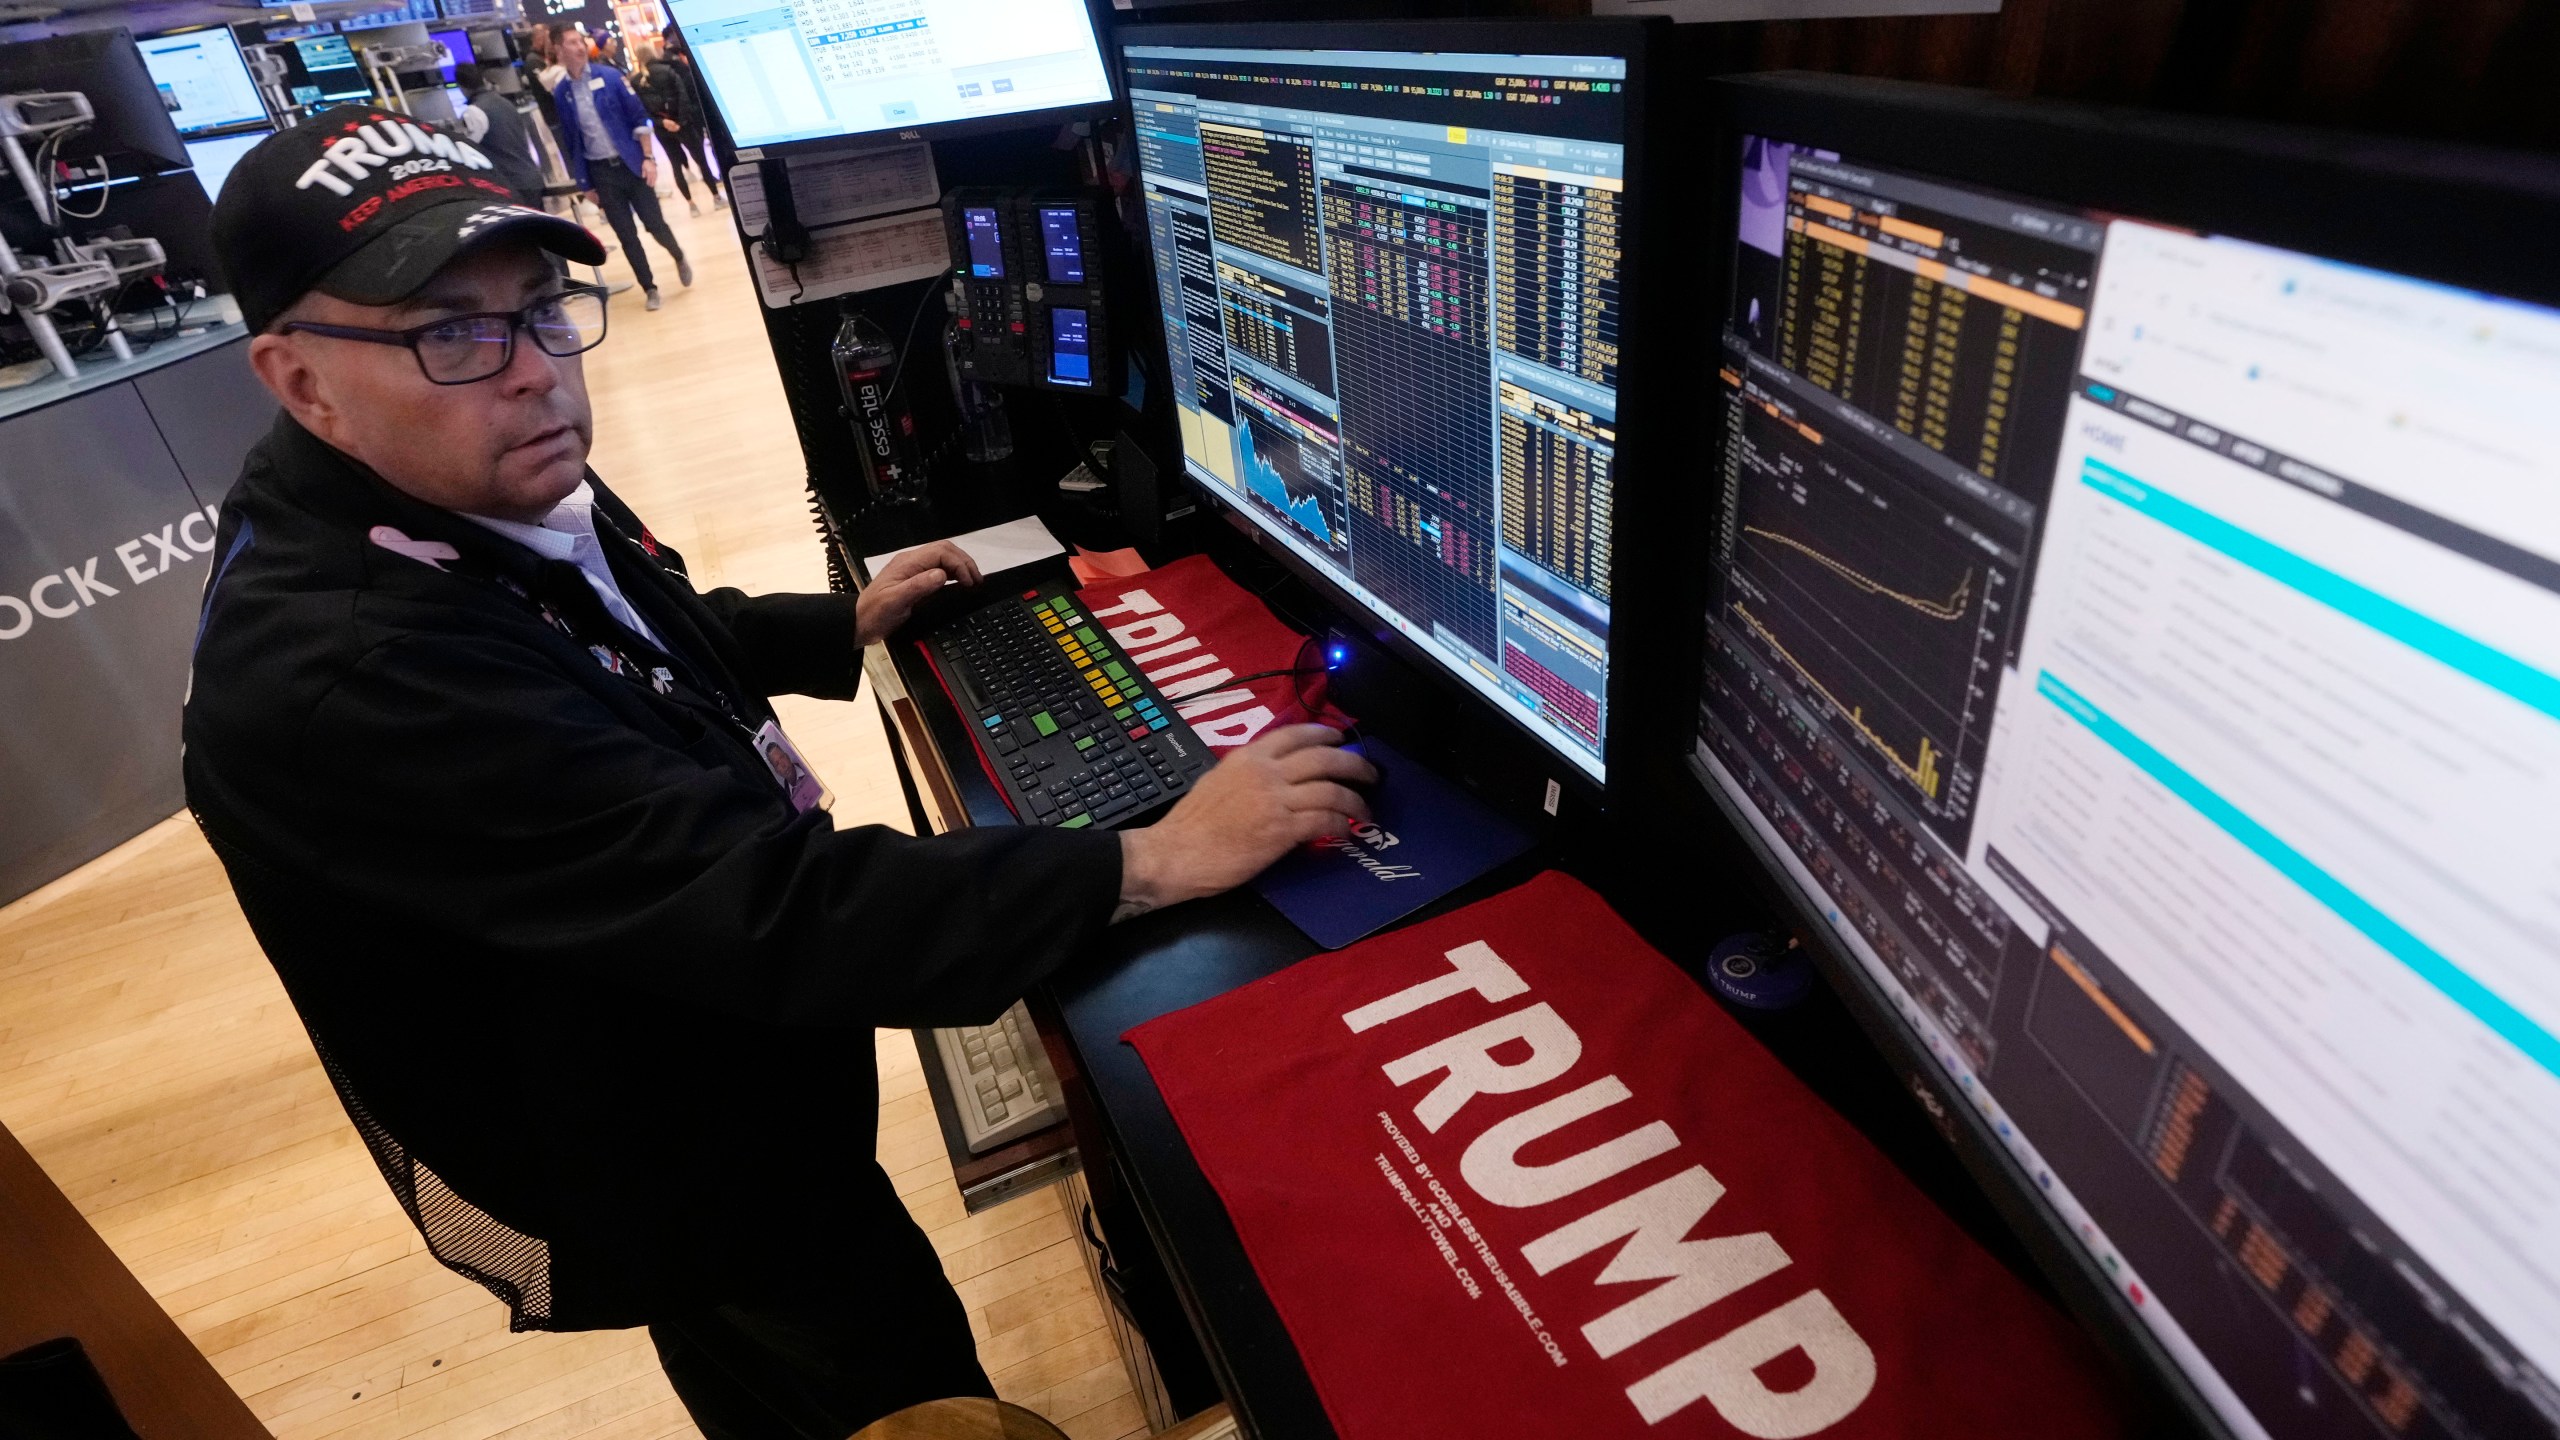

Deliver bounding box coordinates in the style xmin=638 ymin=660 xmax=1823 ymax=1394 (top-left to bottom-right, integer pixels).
xmin=831 ymin=309 xmax=922 ymax=500
xmin=942 ymin=315 xmax=1014 ymax=463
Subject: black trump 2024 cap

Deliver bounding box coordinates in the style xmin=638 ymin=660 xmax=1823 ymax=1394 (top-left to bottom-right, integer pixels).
xmin=212 ymin=105 xmax=606 ymax=333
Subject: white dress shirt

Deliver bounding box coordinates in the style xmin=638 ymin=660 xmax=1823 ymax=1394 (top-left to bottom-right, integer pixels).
xmin=565 ymin=69 xmax=619 ymax=163
xmin=463 ymin=481 xmax=661 ymax=645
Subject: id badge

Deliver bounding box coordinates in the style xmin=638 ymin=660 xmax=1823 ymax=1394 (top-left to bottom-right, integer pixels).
xmin=752 ymin=719 xmax=833 ymax=814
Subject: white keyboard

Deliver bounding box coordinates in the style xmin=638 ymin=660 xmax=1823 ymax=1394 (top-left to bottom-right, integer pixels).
xmin=932 ymin=1002 xmax=1066 ymax=1154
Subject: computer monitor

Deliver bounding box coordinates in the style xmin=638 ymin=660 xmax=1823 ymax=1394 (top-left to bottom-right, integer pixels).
xmin=0 ymin=30 xmax=190 ymax=173
xmin=294 ymin=36 xmax=362 ymax=76
xmin=1122 ymin=22 xmax=1652 ymax=783
xmin=665 ymin=0 xmax=1114 ymax=150
xmin=1689 ymin=74 xmax=2560 ymax=1440
xmin=427 ymin=28 xmax=476 ymax=84
xmin=137 ymin=29 xmax=271 ymax=137
xmin=185 ymin=129 xmax=270 ymax=204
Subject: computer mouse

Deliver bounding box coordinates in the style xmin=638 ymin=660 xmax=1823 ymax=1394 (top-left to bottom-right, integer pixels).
xmin=1344 ymin=742 xmax=1387 ymax=798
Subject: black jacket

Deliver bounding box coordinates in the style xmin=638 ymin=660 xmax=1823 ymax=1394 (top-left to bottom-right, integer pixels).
xmin=636 ymin=62 xmax=698 ymax=133
xmin=466 ymin=87 xmax=547 ymax=201
xmin=183 ymin=415 xmax=1121 ymax=1327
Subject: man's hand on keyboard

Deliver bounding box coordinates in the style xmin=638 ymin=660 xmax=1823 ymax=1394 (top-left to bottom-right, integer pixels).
xmin=1114 ymin=725 xmax=1376 ymax=920
xmin=857 ymin=540 xmax=982 ymax=646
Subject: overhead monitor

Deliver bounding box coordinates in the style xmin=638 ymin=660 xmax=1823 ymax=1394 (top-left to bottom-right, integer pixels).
xmin=427 ymin=28 xmax=476 ymax=83
xmin=665 ymin=0 xmax=1114 ymax=150
xmin=138 ymin=29 xmax=270 ymax=136
xmin=1693 ymin=76 xmax=2560 ymax=1440
xmin=184 ymin=129 xmax=270 ymax=203
xmin=1124 ymin=27 xmax=1642 ymax=781
xmin=295 ymin=36 xmax=361 ymax=75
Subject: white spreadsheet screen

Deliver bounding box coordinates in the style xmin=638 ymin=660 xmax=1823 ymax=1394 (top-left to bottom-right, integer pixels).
xmin=668 ymin=0 xmax=1111 ymax=147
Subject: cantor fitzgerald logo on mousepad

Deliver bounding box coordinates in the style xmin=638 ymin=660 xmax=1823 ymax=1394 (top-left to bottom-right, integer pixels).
xmin=1251 ymin=736 xmax=1534 ymax=949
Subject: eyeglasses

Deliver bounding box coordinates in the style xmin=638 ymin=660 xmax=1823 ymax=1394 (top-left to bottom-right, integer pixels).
xmin=281 ymin=287 xmax=610 ymax=385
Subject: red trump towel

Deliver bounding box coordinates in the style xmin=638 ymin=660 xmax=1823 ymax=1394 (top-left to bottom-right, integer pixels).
xmin=1076 ymin=554 xmax=1349 ymax=749
xmin=1124 ymin=872 xmax=2125 ymax=1438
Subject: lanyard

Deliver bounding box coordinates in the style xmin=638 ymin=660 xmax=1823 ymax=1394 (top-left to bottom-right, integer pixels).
xmin=373 ymin=520 xmax=767 ymax=754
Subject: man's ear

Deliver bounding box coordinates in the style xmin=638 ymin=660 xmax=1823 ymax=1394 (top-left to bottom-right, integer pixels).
xmin=248 ymin=332 xmax=334 ymax=434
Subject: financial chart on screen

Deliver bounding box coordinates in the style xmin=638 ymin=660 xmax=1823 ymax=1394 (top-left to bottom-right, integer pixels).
xmin=668 ymin=0 xmax=1112 ymax=148
xmin=1695 ymin=134 xmax=2560 ymax=1440
xmin=1128 ymin=42 xmax=1628 ymax=778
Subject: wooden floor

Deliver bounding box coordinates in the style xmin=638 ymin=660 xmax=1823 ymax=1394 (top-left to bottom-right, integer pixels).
xmin=0 ymin=186 xmax=1147 ymax=1440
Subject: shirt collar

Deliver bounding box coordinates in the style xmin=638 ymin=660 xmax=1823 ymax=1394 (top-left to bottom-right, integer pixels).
xmin=459 ymin=481 xmax=598 ymax=562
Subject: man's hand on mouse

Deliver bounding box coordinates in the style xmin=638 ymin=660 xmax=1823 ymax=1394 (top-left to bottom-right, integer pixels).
xmin=854 ymin=540 xmax=981 ymax=646
xmin=1115 ymin=725 xmax=1378 ymax=921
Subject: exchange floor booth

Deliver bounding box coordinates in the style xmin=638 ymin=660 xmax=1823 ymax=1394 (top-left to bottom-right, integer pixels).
xmin=0 ymin=25 xmax=269 ymax=905
xmin=13 ymin=1 xmax=2559 ymax=1435
xmin=666 ymin=7 xmax=2560 ymax=1439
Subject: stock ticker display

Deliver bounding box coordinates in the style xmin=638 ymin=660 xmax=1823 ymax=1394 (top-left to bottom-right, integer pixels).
xmin=1128 ymin=43 xmax=1626 ymax=777
xmin=1697 ymin=135 xmax=2560 ymax=1440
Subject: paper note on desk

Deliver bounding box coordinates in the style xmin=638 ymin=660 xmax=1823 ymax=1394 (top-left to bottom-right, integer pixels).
xmin=863 ymin=516 xmax=1065 ymax=583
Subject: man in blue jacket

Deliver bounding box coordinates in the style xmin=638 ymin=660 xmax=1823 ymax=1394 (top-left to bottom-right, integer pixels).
xmin=553 ymin=40 xmax=690 ymax=310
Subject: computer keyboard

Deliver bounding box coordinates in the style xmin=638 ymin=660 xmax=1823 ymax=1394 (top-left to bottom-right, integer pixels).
xmin=920 ymin=580 xmax=1213 ymax=830
xmin=932 ymin=1002 xmax=1065 ymax=1154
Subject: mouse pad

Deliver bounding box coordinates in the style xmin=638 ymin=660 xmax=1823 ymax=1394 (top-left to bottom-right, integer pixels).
xmin=1250 ymin=736 xmax=1534 ymax=949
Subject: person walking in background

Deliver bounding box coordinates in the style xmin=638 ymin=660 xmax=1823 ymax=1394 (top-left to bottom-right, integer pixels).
xmin=520 ymin=24 xmax=565 ymax=140
xmin=453 ymin=64 xmax=546 ymax=203
xmin=657 ymin=36 xmax=726 ymax=212
xmin=550 ymin=39 xmax=691 ymax=311
xmin=637 ymin=39 xmax=721 ymax=215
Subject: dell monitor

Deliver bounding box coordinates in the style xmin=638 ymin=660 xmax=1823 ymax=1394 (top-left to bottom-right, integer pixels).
xmin=1691 ymin=74 xmax=2560 ymax=1440
xmin=137 ymin=28 xmax=270 ymax=137
xmin=1123 ymin=22 xmax=1651 ymax=783
xmin=665 ymin=0 xmax=1114 ymax=150
xmin=0 ymin=30 xmax=189 ymax=173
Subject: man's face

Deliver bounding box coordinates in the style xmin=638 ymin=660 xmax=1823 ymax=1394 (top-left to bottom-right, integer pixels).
xmin=247 ymin=240 xmax=594 ymax=523
xmin=561 ymin=41 xmax=588 ymax=76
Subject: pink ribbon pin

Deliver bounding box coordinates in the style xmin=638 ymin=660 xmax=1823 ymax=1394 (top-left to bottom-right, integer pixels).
xmin=370 ymin=525 xmax=461 ymax=571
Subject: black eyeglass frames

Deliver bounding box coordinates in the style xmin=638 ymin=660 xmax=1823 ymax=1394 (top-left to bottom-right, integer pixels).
xmin=280 ymin=286 xmax=610 ymax=385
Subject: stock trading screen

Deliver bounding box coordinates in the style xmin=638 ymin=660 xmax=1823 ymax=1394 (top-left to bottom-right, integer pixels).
xmin=1695 ymin=134 xmax=2560 ymax=1440
xmin=1128 ymin=42 xmax=1630 ymax=778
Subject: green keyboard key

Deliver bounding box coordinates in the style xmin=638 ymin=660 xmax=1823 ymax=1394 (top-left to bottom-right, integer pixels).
xmin=1075 ymin=735 xmax=1096 ymax=751
xmin=1031 ymin=712 xmax=1058 ymax=736
xmin=1112 ymin=705 xmax=1134 ymax=720
xmin=1059 ymin=814 xmax=1092 ymax=829
xmin=1074 ymin=626 xmax=1100 ymax=645
xmin=1103 ymin=661 xmax=1130 ymax=682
